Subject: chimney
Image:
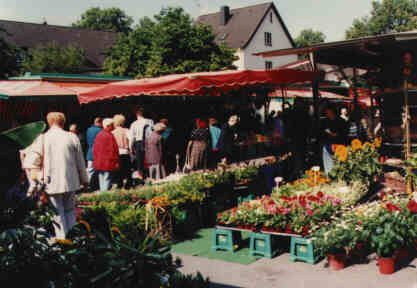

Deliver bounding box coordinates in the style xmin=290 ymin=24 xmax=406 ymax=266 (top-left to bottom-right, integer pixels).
xmin=220 ymin=6 xmax=230 ymax=25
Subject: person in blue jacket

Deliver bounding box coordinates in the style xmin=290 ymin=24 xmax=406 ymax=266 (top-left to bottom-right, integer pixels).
xmin=86 ymin=117 xmax=102 ymax=187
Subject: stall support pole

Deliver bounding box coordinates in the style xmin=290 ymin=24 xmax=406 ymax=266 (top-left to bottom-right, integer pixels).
xmin=310 ymin=52 xmax=320 ymax=141
xmin=352 ymin=68 xmax=361 ymax=137
xmin=404 ymin=79 xmax=412 ymax=196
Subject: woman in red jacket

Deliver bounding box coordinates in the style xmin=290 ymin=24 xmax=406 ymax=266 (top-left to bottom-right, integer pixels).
xmin=93 ymin=118 xmax=120 ymax=191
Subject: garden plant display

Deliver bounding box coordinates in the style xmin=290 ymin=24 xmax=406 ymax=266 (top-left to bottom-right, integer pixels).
xmin=329 ymin=138 xmax=382 ymax=186
xmin=217 ymin=192 xmax=342 ymax=236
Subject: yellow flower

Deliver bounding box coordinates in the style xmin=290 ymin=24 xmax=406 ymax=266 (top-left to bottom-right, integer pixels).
xmin=78 ymin=219 xmax=91 ymax=233
xmin=111 ymin=226 xmax=121 ymax=234
xmin=374 ymin=137 xmax=382 ymax=148
xmin=55 ymin=239 xmax=73 ymax=246
xmin=334 ymin=145 xmax=348 ymax=162
xmin=351 ymin=139 xmax=363 ymax=152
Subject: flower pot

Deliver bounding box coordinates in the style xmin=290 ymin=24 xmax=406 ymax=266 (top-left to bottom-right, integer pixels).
xmin=378 ymin=257 xmax=395 ymax=275
xmin=328 ymin=254 xmax=346 ymax=271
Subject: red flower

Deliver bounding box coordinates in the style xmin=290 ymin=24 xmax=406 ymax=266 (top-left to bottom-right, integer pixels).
xmin=317 ymin=191 xmax=324 ymax=198
xmin=307 ymin=195 xmax=319 ymax=202
xmin=386 ymin=203 xmax=401 ymax=212
xmin=407 ymin=200 xmax=417 ymax=213
xmin=299 ymin=196 xmax=307 ymax=208
xmin=358 ymin=220 xmax=363 ymax=225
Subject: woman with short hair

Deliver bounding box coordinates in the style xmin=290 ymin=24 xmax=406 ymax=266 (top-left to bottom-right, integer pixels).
xmin=145 ymin=122 xmax=167 ymax=180
xmin=112 ymin=114 xmax=133 ymax=189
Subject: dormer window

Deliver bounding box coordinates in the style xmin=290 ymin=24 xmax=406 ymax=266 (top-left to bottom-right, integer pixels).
xmin=265 ymin=32 xmax=272 ymax=47
xmin=265 ymin=61 xmax=273 ymax=70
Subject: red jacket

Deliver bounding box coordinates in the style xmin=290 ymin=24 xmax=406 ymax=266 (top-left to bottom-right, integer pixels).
xmin=93 ymin=130 xmax=120 ymax=171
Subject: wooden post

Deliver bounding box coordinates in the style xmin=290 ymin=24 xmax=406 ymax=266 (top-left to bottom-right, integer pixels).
xmin=404 ymin=79 xmax=412 ymax=196
xmin=310 ymin=52 xmax=320 ymax=139
xmin=352 ymin=68 xmax=361 ymax=137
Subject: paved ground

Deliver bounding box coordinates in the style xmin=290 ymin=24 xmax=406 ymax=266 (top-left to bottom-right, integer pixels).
xmin=174 ymin=252 xmax=417 ymax=288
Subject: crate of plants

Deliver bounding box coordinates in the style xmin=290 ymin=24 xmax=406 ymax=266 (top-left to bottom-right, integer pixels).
xmin=217 ymin=193 xmax=343 ymax=237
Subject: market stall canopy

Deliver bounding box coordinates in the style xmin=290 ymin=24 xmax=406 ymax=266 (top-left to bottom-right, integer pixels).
xmin=254 ymin=31 xmax=417 ymax=68
xmin=78 ymin=69 xmax=317 ymax=104
xmin=0 ymin=80 xmax=77 ymax=100
xmin=270 ymin=88 xmax=348 ymax=99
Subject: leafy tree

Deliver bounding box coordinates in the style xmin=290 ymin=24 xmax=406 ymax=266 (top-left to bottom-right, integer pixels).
xmin=294 ymin=29 xmax=326 ymax=48
xmin=72 ymin=7 xmax=133 ymax=34
xmin=21 ymin=42 xmax=88 ymax=74
xmin=345 ymin=0 xmax=417 ymax=39
xmin=0 ymin=28 xmax=20 ymax=79
xmin=104 ymin=7 xmax=238 ymax=78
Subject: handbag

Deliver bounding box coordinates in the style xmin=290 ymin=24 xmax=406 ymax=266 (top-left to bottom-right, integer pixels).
xmin=182 ymin=140 xmax=193 ymax=173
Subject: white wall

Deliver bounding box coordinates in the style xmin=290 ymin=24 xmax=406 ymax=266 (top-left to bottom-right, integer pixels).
xmin=233 ymin=49 xmax=245 ymax=70
xmin=240 ymin=7 xmax=297 ymax=70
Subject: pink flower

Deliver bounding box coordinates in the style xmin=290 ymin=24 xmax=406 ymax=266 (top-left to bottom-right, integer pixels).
xmin=306 ymin=208 xmax=313 ymax=216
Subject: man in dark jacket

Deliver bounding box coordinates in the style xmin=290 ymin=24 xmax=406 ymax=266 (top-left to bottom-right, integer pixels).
xmin=321 ymin=106 xmax=349 ymax=174
xmin=217 ymin=115 xmax=239 ymax=164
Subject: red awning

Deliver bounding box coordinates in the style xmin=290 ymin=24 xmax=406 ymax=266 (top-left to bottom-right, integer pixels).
xmin=0 ymin=81 xmax=76 ymax=97
xmin=78 ymin=69 xmax=317 ymax=104
xmin=270 ymin=89 xmax=348 ymax=99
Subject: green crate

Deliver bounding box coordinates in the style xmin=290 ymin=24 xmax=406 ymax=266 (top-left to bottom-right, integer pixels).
xmin=212 ymin=228 xmax=241 ymax=252
xmin=290 ymin=237 xmax=319 ymax=264
xmin=249 ymin=232 xmax=278 ymax=259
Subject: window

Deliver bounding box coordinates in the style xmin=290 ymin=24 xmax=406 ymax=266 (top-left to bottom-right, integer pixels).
xmin=270 ymin=12 xmax=273 ymax=23
xmin=265 ymin=61 xmax=273 ymax=70
xmin=264 ymin=32 xmax=272 ymax=46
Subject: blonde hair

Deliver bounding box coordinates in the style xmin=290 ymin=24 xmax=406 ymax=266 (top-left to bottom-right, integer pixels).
xmin=113 ymin=114 xmax=126 ymax=127
xmin=47 ymin=112 xmax=66 ymax=127
xmin=69 ymin=124 xmax=77 ymax=132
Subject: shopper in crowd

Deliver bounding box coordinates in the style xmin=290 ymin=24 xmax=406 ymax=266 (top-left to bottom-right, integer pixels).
xmin=129 ymin=107 xmax=154 ymax=181
xmin=209 ymin=118 xmax=221 ymax=168
xmin=159 ymin=118 xmax=175 ymax=174
xmin=187 ymin=119 xmax=211 ymax=171
xmin=321 ymin=106 xmax=349 ymax=175
xmin=86 ymin=117 xmax=102 ymax=187
xmin=289 ymin=99 xmax=311 ymax=180
xmin=217 ymin=115 xmax=239 ymax=164
xmin=43 ymin=112 xmax=88 ymax=239
xmin=145 ymin=122 xmax=167 ymax=180
xmin=112 ymin=114 xmax=132 ymax=189
xmin=93 ymin=118 xmax=120 ymax=192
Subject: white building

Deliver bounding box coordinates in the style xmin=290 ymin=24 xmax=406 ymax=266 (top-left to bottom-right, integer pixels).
xmin=196 ymin=2 xmax=297 ymax=70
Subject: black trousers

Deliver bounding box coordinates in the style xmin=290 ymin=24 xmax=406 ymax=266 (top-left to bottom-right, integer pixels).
xmin=115 ymin=154 xmax=133 ymax=189
xmin=134 ymin=141 xmax=145 ymax=175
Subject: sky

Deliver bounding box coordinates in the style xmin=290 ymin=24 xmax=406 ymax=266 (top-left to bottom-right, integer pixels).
xmin=0 ymin=0 xmax=374 ymax=42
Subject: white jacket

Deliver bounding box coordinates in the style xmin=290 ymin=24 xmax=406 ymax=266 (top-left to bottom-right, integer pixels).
xmin=43 ymin=126 xmax=88 ymax=194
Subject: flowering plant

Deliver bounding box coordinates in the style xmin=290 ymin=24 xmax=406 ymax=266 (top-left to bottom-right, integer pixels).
xmin=217 ymin=192 xmax=342 ymax=236
xmin=329 ymin=139 xmax=382 ymax=185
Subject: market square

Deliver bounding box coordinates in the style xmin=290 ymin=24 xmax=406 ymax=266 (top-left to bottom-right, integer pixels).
xmin=2 ymin=1 xmax=417 ymax=287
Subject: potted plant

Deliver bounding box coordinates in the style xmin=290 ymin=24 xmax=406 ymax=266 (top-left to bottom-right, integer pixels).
xmin=369 ymin=203 xmax=406 ymax=274
xmin=313 ymin=221 xmax=360 ymax=271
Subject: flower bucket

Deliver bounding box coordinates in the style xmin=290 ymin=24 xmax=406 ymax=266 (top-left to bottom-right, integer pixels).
xmin=378 ymin=257 xmax=395 ymax=275
xmin=328 ymin=254 xmax=345 ymax=271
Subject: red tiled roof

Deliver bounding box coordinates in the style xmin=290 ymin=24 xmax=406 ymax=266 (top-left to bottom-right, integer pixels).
xmin=0 ymin=20 xmax=119 ymax=69
xmin=196 ymin=2 xmax=294 ymax=49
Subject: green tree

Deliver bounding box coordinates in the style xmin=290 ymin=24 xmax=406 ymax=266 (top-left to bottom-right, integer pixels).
xmin=294 ymin=29 xmax=326 ymax=48
xmin=346 ymin=0 xmax=417 ymax=39
xmin=21 ymin=42 xmax=88 ymax=74
xmin=104 ymin=7 xmax=238 ymax=78
xmin=72 ymin=7 xmax=133 ymax=34
xmin=0 ymin=28 xmax=20 ymax=79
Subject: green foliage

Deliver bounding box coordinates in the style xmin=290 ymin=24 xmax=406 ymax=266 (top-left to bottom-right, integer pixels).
xmin=345 ymin=0 xmax=417 ymax=39
xmin=0 ymin=28 xmax=20 ymax=79
xmin=72 ymin=7 xmax=133 ymax=34
xmin=0 ymin=197 xmax=208 ymax=287
xmin=21 ymin=42 xmax=89 ymax=74
xmin=294 ymin=29 xmax=326 ymax=48
xmin=104 ymin=7 xmax=237 ymax=77
xmin=329 ymin=140 xmax=382 ymax=186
